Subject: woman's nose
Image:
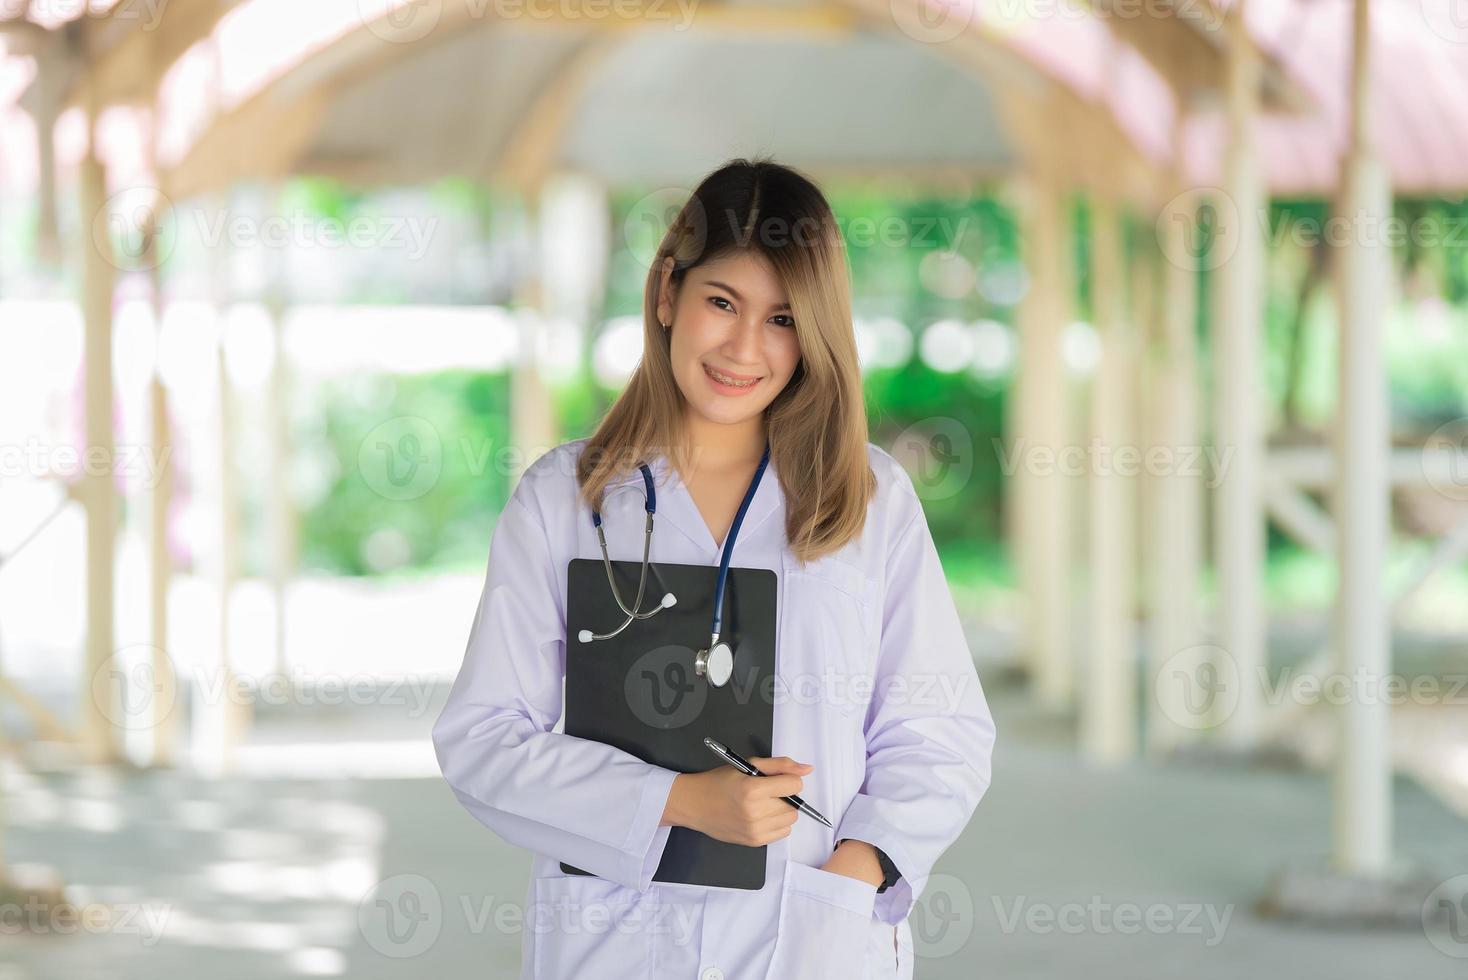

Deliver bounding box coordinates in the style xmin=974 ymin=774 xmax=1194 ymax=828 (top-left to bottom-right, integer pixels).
xmin=727 ymin=316 xmax=763 ymax=363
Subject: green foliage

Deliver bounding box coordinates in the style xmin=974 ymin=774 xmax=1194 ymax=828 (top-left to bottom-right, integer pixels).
xmin=863 ymin=362 xmax=1009 ymax=549
xmin=280 ymin=178 xmax=366 ymax=225
xmin=296 ymin=371 xmax=512 ymax=576
xmin=1255 ymin=196 xmax=1468 ymax=432
xmin=839 ymin=189 xmax=1020 ymax=326
xmin=836 ymin=191 xmax=1015 ymax=555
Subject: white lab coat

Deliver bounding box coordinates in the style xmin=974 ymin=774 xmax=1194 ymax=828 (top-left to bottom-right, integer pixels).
xmin=432 ymin=438 xmax=995 ymax=980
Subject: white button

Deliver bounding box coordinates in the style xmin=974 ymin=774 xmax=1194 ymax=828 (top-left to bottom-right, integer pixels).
xmin=700 ymin=968 xmax=724 ymax=980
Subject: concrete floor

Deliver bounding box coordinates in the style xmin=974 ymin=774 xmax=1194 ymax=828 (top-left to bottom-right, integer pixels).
xmin=2 ymin=679 xmax=1467 ymax=979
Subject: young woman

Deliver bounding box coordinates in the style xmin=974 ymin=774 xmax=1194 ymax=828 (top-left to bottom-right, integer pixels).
xmin=433 ymin=158 xmax=995 ymax=980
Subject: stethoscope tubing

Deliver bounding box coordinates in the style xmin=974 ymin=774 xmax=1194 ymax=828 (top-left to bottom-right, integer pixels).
xmin=585 ymin=441 xmax=770 ymax=649
xmin=710 ymin=442 xmax=771 ymax=644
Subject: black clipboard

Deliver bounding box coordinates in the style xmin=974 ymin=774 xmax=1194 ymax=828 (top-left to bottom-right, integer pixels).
xmin=561 ymin=557 xmax=777 ymax=890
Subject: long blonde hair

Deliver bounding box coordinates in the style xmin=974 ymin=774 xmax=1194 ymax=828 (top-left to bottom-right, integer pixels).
xmin=576 ymin=157 xmax=876 ymax=565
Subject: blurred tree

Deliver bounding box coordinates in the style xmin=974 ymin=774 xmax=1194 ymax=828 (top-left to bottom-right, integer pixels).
xmin=297 ymin=370 xmax=512 ymax=576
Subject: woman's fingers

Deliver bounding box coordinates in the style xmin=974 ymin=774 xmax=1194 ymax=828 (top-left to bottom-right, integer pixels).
xmin=746 ymin=807 xmax=800 ymax=845
xmin=747 ymin=755 xmax=813 ymax=776
xmin=710 ymin=757 xmax=813 ymax=844
xmin=742 ymin=773 xmax=803 ymax=801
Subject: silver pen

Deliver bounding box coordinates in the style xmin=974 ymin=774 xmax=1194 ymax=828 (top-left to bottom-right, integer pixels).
xmin=703 ymin=736 xmax=833 ymax=829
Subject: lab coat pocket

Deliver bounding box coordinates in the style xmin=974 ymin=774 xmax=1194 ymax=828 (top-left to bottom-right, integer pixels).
xmin=530 ymin=875 xmax=654 ymax=980
xmin=763 ymin=861 xmax=877 ymax=980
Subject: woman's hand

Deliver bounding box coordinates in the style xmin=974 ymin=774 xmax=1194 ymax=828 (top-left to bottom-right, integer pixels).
xmin=661 ymin=756 xmax=812 ymax=846
xmin=820 ymin=839 xmax=885 ymax=888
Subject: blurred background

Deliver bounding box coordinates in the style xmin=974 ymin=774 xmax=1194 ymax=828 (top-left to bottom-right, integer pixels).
xmin=1 ymin=0 xmax=1468 ymax=977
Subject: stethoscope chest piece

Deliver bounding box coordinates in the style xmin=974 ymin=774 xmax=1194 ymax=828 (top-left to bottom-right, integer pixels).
xmin=696 ymin=641 xmax=734 ymax=688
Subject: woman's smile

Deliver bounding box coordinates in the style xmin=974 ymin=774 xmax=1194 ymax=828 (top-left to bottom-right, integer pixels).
xmin=703 ymin=362 xmax=764 ymax=394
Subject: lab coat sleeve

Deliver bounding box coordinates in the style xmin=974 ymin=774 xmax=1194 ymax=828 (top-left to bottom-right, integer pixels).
xmin=431 ymin=477 xmax=677 ymax=891
xmin=834 ymin=501 xmax=997 ymax=925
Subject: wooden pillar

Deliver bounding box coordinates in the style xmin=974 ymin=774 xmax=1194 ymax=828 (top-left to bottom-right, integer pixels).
xmin=193 ymin=315 xmax=247 ymax=774
xmin=509 ymin=189 xmax=558 ymax=486
xmin=144 ymin=200 xmax=179 ymax=767
xmin=1003 ymin=180 xmax=1030 ymax=683
xmin=1147 ymin=126 xmax=1205 ymax=755
xmin=266 ymin=310 xmax=296 ymax=676
xmin=1082 ymin=195 xmax=1138 ymax=763
xmin=1014 ymin=166 xmax=1074 ymax=712
xmin=1213 ymin=0 xmax=1267 ymax=747
xmin=1332 ymin=0 xmax=1392 ymax=876
xmin=78 ymin=99 xmax=121 ymax=764
xmin=32 ymin=49 xmax=63 ymax=266
xmin=131 ymin=99 xmax=179 ymax=767
xmin=264 ymin=201 xmax=297 ymax=677
xmin=538 ymin=172 xmax=612 ymax=340
xmin=192 ymin=191 xmax=248 ymax=776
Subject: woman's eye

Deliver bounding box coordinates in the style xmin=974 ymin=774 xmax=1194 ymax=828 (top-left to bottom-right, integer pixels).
xmin=707 ymin=295 xmax=792 ymax=328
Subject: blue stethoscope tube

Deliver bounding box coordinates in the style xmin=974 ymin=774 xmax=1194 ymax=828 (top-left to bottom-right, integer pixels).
xmin=580 ymin=442 xmax=772 ymax=688
xmin=587 ymin=464 xmax=674 ymax=629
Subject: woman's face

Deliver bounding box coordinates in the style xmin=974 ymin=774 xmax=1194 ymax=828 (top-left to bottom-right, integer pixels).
xmin=658 ymin=251 xmax=803 ymax=431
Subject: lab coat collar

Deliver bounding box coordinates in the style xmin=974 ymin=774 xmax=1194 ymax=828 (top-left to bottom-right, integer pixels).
xmin=602 ymin=447 xmax=784 ymax=558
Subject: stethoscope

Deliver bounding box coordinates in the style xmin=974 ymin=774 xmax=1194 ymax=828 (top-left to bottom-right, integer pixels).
xmin=576 ymin=441 xmax=771 ymax=689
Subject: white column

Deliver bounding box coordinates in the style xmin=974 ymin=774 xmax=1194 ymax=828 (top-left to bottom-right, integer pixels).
xmin=1213 ymin=0 xmax=1267 ymax=747
xmin=145 ymin=202 xmax=178 ymax=767
xmin=539 ymin=173 xmax=612 ymax=340
xmin=1332 ymin=0 xmax=1392 ymax=876
xmin=1147 ymin=129 xmax=1205 ymax=755
xmin=78 ymin=114 xmax=120 ymax=764
xmin=521 ymin=172 xmax=611 ymax=471
xmin=509 ymin=189 xmax=558 ymax=486
xmin=1015 ymin=168 xmax=1074 ymax=712
xmin=1003 ymin=182 xmax=1030 ymax=685
xmin=1082 ymin=196 xmax=1137 ymax=763
xmin=264 ymin=237 xmax=296 ymax=677
xmin=193 ymin=315 xmax=248 ymax=774
xmin=193 ymin=192 xmax=248 ymax=776
xmin=32 ymin=50 xmax=63 ymax=266
xmin=1131 ymin=244 xmax=1157 ymax=639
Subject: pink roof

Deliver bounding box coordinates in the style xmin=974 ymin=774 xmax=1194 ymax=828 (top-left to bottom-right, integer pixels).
xmin=1187 ymin=0 xmax=1468 ymax=194
xmin=3 ymin=0 xmax=1468 ymax=196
